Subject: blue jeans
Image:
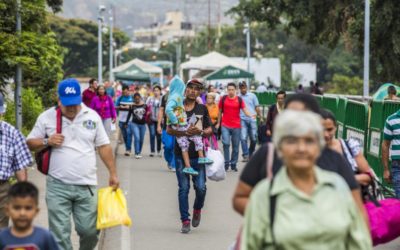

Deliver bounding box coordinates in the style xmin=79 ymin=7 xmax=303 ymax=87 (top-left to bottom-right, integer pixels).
xmin=240 ymin=119 xmax=258 ymax=157
xmin=162 ymin=129 xmax=175 ymax=168
xmin=148 ymin=122 xmax=162 ymax=153
xmin=129 ymin=122 xmax=146 ymax=155
xmin=175 ymin=156 xmax=207 ymax=222
xmin=119 ymin=121 xmax=132 ymax=151
xmin=391 ymin=160 xmax=400 ymax=198
xmin=221 ymin=126 xmax=241 ymax=169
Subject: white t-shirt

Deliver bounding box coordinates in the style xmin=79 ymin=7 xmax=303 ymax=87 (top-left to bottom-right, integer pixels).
xmin=27 ymin=105 xmax=110 ymax=185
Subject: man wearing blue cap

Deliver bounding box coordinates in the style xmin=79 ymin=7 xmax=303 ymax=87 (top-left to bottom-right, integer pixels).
xmin=27 ymin=78 xmax=119 ymax=250
xmin=0 ymin=93 xmax=32 ymax=229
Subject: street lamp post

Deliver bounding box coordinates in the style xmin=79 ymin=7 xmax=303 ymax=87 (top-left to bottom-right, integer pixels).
xmin=363 ymin=0 xmax=370 ymax=98
xmin=245 ymin=22 xmax=251 ymax=85
xmin=109 ymin=5 xmax=114 ymax=83
xmin=15 ymin=0 xmax=22 ymax=130
xmin=98 ymin=5 xmax=106 ymax=85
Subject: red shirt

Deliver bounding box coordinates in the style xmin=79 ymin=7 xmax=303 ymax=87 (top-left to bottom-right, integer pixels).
xmin=219 ymin=96 xmax=246 ymax=128
xmin=82 ymin=88 xmax=97 ymax=107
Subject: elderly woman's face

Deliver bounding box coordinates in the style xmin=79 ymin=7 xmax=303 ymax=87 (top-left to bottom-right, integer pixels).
xmin=279 ymin=133 xmax=320 ymax=170
xmin=206 ymin=95 xmax=215 ymax=104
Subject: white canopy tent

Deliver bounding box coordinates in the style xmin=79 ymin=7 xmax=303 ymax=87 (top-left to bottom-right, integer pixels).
xmin=180 ymin=51 xmax=246 ymax=82
xmin=113 ymin=58 xmax=163 ymax=86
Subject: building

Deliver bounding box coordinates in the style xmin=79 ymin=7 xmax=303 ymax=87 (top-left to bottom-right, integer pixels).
xmin=133 ymin=11 xmax=195 ymax=49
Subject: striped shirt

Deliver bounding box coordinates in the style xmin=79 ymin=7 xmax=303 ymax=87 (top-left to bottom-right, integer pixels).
xmin=0 ymin=121 xmax=33 ymax=180
xmin=383 ymin=111 xmax=400 ymax=160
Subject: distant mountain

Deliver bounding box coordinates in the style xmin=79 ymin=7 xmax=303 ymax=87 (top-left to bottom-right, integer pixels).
xmin=59 ymin=0 xmax=238 ymax=34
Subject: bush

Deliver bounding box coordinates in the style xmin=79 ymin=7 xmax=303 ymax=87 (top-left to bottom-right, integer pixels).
xmin=325 ymin=74 xmax=363 ymax=95
xmin=4 ymin=88 xmax=45 ymax=136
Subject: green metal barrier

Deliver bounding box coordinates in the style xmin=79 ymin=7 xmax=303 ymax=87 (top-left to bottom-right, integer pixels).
xmin=336 ymin=97 xmax=347 ymax=139
xmin=322 ymin=96 xmax=339 ymax=117
xmin=366 ymin=101 xmax=384 ymax=179
xmin=344 ymin=100 xmax=369 ymax=153
xmin=313 ymin=94 xmax=323 ymax=106
xmin=265 ymin=92 xmax=276 ymax=105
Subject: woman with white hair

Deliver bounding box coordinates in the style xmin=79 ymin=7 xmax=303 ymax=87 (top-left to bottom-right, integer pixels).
xmin=241 ymin=110 xmax=371 ymax=250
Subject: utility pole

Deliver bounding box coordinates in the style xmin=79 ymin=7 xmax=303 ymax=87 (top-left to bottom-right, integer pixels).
xmin=207 ymin=0 xmax=211 ymax=51
xmin=176 ymin=44 xmax=182 ymax=76
xmin=363 ymin=0 xmax=370 ymax=98
xmin=216 ymin=0 xmax=221 ymax=50
xmin=15 ymin=0 xmax=22 ymax=130
xmin=245 ymin=22 xmax=251 ymax=85
xmin=109 ymin=5 xmax=114 ymax=83
xmin=98 ymin=5 xmax=106 ymax=85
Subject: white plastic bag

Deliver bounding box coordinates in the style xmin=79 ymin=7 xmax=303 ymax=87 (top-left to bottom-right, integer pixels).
xmin=205 ymin=147 xmax=226 ymax=181
xmin=110 ymin=123 xmax=116 ymax=131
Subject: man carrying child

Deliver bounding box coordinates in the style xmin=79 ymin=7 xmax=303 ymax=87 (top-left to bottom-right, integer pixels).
xmin=167 ymin=78 xmax=213 ymax=234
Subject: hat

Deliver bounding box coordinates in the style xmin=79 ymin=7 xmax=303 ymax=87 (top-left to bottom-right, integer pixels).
xmin=186 ymin=79 xmax=203 ymax=87
xmin=58 ymin=78 xmax=82 ymax=106
xmin=0 ymin=93 xmax=5 ymax=114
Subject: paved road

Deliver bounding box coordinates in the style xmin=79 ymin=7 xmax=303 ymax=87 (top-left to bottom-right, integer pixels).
xmin=31 ymin=135 xmax=400 ymax=249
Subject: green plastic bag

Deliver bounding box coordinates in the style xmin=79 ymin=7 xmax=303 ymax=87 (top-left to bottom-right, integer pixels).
xmin=96 ymin=187 xmax=132 ymax=230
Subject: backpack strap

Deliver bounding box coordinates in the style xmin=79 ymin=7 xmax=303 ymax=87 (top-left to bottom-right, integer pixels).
xmin=268 ymin=177 xmax=278 ymax=246
xmin=221 ymin=95 xmax=227 ymax=113
xmin=238 ymin=96 xmax=243 ymax=109
xmin=266 ymin=142 xmax=274 ymax=180
xmin=56 ymin=108 xmax=62 ymax=134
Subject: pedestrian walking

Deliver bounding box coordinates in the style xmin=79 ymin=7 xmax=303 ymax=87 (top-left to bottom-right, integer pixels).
xmin=255 ymin=82 xmax=267 ymax=93
xmin=241 ymin=110 xmax=371 ymax=250
xmin=238 ymin=82 xmax=261 ymax=162
xmin=125 ymin=93 xmax=147 ymax=159
xmin=115 ymin=85 xmax=133 ymax=156
xmin=90 ymin=85 xmax=117 ymax=138
xmin=27 ymin=78 xmax=119 ymax=250
xmin=158 ymin=92 xmax=176 ymax=170
xmin=0 ymin=182 xmax=59 ymax=249
xmin=215 ymin=82 xmax=253 ymax=172
xmin=205 ymin=93 xmax=219 ymax=137
xmin=382 ymin=109 xmax=400 ymax=198
xmin=321 ymin=109 xmax=372 ymax=188
xmin=104 ymin=81 xmax=116 ymax=101
xmin=82 ymin=78 xmax=98 ymax=107
xmin=232 ymin=94 xmax=366 ymax=225
xmin=166 ymin=78 xmax=213 ymax=234
xmin=165 ymin=77 xmax=213 ymax=176
xmin=146 ymin=85 xmax=162 ymax=157
xmin=0 ymin=93 xmax=32 ymax=229
xmin=265 ymin=90 xmax=286 ymax=140
xmin=207 ymin=84 xmax=220 ymax=104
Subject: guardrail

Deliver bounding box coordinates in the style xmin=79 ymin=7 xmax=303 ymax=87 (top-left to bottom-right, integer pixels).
xmin=254 ymin=92 xmax=400 ymax=187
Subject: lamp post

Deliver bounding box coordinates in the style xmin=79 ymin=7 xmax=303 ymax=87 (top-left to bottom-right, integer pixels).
xmin=109 ymin=5 xmax=114 ymax=83
xmin=98 ymin=5 xmax=106 ymax=85
xmin=157 ymin=50 xmax=173 ymax=77
xmin=363 ymin=0 xmax=370 ymax=98
xmin=244 ymin=22 xmax=251 ymax=85
xmin=15 ymin=0 xmax=22 ymax=130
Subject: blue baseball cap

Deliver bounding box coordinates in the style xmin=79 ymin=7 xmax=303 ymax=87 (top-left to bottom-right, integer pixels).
xmin=58 ymin=78 xmax=82 ymax=106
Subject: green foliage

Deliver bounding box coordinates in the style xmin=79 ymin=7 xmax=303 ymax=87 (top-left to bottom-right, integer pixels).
xmin=326 ymin=74 xmax=363 ymax=96
xmin=230 ymin=0 xmax=400 ymax=84
xmin=0 ymin=0 xmax=64 ymax=108
xmin=48 ymin=15 xmax=130 ymax=77
xmin=4 ymin=88 xmax=44 ymax=136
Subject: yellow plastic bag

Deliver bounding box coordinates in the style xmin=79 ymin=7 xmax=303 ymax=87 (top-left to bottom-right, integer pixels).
xmin=96 ymin=187 xmax=132 ymax=230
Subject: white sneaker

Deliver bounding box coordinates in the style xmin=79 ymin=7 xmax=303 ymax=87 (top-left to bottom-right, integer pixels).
xmin=135 ymin=154 xmax=142 ymax=159
xmin=157 ymin=151 xmax=162 ymax=157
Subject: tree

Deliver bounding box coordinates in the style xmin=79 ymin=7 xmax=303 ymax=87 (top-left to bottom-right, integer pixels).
xmin=0 ymin=0 xmax=64 ymax=107
xmin=48 ymin=15 xmax=130 ymax=77
xmin=326 ymin=74 xmax=363 ymax=95
xmin=230 ymin=0 xmax=400 ymax=84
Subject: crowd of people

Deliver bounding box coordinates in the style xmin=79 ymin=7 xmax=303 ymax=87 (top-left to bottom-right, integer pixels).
xmin=0 ymin=74 xmax=399 ymax=249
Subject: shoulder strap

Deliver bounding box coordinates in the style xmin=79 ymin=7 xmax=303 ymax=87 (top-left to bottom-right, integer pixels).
xmin=56 ymin=108 xmax=62 ymax=134
xmin=269 ymin=178 xmax=277 ymax=246
xmin=221 ymin=95 xmax=227 ymax=113
xmin=238 ymin=96 xmax=243 ymax=109
xmin=344 ymin=139 xmax=354 ymax=157
xmin=266 ymin=142 xmax=274 ymax=180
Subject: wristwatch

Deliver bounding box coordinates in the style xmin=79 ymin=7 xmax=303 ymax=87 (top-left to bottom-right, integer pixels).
xmin=43 ymin=138 xmax=49 ymax=146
